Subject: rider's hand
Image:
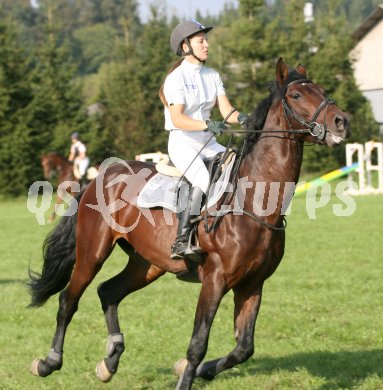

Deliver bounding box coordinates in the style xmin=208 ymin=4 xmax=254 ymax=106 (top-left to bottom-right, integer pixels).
xmin=237 ymin=112 xmax=251 ymax=128
xmin=205 ymin=120 xmax=227 ymax=136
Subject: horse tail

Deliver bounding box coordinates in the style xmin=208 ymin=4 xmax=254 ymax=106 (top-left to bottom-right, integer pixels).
xmin=27 ymin=191 xmax=84 ymax=308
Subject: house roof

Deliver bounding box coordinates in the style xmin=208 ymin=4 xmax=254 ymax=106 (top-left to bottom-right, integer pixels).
xmin=353 ymin=4 xmax=383 ymax=41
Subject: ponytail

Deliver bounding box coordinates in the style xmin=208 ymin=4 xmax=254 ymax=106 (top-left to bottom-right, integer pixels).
xmin=159 ymin=58 xmax=184 ymax=107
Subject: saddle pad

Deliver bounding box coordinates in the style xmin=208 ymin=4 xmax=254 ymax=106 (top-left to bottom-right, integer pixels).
xmin=73 ymin=164 xmax=81 ymax=180
xmin=74 ymin=165 xmax=98 ymax=180
xmin=137 ymin=155 xmax=236 ymax=213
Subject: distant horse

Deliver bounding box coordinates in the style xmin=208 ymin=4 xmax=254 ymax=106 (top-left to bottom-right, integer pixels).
xmin=41 ymin=152 xmax=98 ymax=222
xmin=40 ymin=152 xmax=77 ymax=222
xmin=28 ymin=59 xmax=350 ymax=389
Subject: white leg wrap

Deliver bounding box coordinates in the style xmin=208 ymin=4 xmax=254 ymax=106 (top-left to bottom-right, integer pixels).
xmin=48 ymin=349 xmax=62 ymax=362
xmin=106 ymin=333 xmax=124 ymax=357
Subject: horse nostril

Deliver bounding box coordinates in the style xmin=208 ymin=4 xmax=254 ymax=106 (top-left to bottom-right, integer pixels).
xmin=335 ymin=115 xmax=351 ymax=138
xmin=335 ymin=115 xmax=344 ymax=129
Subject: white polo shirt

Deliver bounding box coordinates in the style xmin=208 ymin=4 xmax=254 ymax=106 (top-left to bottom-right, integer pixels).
xmin=70 ymin=140 xmax=86 ymax=157
xmin=163 ymin=59 xmax=226 ymax=130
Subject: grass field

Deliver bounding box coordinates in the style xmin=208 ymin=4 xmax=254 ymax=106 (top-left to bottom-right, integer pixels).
xmin=0 ymin=190 xmax=382 ymax=390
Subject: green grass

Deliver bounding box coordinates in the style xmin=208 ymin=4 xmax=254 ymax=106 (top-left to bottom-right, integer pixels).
xmin=0 ymin=191 xmax=383 ymax=390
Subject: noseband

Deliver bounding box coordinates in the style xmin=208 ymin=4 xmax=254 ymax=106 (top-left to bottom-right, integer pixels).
xmin=282 ymin=79 xmax=335 ymax=141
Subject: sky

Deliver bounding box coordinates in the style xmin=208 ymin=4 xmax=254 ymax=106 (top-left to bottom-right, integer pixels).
xmin=29 ymin=0 xmax=239 ymax=22
xmin=138 ymin=0 xmax=238 ymax=22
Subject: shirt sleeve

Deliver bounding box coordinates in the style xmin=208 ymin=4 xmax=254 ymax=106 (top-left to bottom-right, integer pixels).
xmin=77 ymin=142 xmax=86 ymax=153
xmin=163 ymin=71 xmax=185 ymax=106
xmin=215 ymin=73 xmax=226 ymax=96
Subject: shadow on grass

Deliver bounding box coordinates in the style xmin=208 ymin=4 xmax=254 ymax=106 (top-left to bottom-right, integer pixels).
xmin=157 ymin=349 xmax=383 ymax=389
xmin=0 ymin=278 xmax=27 ymax=285
xmin=240 ymin=349 xmax=383 ymax=388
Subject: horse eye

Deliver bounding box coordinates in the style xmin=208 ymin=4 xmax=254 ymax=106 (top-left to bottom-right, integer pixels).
xmin=292 ymin=93 xmax=300 ymax=99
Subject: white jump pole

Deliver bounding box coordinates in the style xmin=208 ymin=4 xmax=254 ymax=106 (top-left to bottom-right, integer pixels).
xmin=346 ymin=143 xmax=366 ymax=194
xmin=364 ymin=141 xmax=383 ymax=194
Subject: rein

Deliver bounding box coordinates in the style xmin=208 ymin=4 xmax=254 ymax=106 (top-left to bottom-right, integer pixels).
xmin=200 ymin=78 xmax=333 ymax=233
xmin=224 ymin=80 xmax=334 ymax=138
xmin=175 ymin=108 xmax=237 ymax=191
xmin=222 ymin=128 xmax=311 ymax=134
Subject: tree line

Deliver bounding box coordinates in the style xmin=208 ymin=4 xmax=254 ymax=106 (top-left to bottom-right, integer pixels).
xmin=0 ymin=0 xmax=380 ymax=196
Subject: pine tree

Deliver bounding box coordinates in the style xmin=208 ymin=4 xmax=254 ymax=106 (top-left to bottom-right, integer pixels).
xmin=99 ymin=7 xmax=170 ymax=159
xmin=0 ymin=17 xmax=36 ymax=196
xmin=29 ymin=42 xmax=86 ymax=155
xmin=134 ymin=8 xmax=172 ymax=153
xmin=73 ymin=23 xmax=116 ymax=74
xmin=302 ymin=0 xmax=379 ymax=172
xmin=208 ymin=0 xmax=270 ymax=116
xmin=27 ymin=4 xmax=99 ymax=176
xmin=213 ymin=0 xmax=378 ymax=172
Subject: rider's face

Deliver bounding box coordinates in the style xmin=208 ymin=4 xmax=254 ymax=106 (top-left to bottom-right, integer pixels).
xmin=184 ymin=32 xmax=209 ymax=62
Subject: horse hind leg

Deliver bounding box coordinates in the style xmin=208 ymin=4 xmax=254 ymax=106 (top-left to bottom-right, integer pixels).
xmin=31 ymin=233 xmax=114 ymax=378
xmin=96 ymin=248 xmax=165 ymax=382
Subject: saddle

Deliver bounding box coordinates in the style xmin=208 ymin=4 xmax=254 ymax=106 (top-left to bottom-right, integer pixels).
xmin=155 ymin=150 xmax=237 ymax=183
xmin=137 ymin=151 xmax=237 ymax=283
xmin=136 ymin=150 xmax=237 ymax=214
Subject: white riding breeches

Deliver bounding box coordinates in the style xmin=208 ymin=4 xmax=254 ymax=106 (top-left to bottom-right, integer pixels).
xmin=168 ymin=130 xmax=226 ymax=193
xmin=75 ymin=157 xmax=90 ymax=177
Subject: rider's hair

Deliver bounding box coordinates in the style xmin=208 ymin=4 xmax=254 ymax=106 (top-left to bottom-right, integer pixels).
xmin=158 ymin=58 xmax=184 ymax=107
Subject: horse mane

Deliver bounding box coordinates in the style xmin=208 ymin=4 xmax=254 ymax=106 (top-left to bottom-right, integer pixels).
xmin=45 ymin=152 xmax=67 ymax=160
xmin=243 ymin=67 xmax=307 ymax=155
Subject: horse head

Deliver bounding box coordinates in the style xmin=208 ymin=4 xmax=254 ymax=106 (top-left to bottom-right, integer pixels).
xmin=41 ymin=152 xmax=72 ymax=180
xmin=275 ymin=57 xmax=350 ymax=147
xmin=41 ymin=153 xmax=56 ymax=179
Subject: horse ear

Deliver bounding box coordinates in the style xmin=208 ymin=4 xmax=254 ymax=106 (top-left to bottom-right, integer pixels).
xmin=296 ymin=63 xmax=307 ymax=76
xmin=276 ymin=57 xmax=289 ymax=86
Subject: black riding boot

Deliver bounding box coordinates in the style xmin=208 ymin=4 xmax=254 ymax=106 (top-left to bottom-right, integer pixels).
xmin=171 ymin=186 xmax=205 ymax=261
xmin=80 ymin=176 xmax=88 ymax=190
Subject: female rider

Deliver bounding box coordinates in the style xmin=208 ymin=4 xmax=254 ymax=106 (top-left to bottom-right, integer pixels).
xmin=159 ymin=20 xmax=249 ymax=260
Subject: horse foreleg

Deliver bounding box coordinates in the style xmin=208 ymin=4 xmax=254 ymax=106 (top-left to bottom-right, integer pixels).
xmin=96 ymin=253 xmax=165 ymax=382
xmin=194 ymin=283 xmax=263 ymax=381
xmin=31 ymin=255 xmax=105 ymax=377
xmin=47 ymin=191 xmax=65 ymax=223
xmin=175 ymin=275 xmax=227 ymax=390
xmin=47 ymin=196 xmax=60 ymax=222
xmin=47 ymin=210 xmax=56 ymax=223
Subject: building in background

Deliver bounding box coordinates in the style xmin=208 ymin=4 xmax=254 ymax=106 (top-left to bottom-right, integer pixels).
xmin=351 ymin=4 xmax=383 ymax=134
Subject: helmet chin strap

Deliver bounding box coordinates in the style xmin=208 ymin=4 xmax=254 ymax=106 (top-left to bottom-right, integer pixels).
xmin=182 ymin=39 xmax=205 ymax=63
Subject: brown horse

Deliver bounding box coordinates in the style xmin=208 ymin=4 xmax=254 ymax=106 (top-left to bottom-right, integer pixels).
xmin=41 ymin=152 xmax=77 ymax=222
xmin=28 ymin=59 xmax=350 ymax=389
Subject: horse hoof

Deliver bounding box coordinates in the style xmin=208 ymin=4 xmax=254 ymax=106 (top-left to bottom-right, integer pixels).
xmin=173 ymin=358 xmax=188 ymax=377
xmin=30 ymin=359 xmax=41 ymax=376
xmin=95 ymin=360 xmax=113 ymax=382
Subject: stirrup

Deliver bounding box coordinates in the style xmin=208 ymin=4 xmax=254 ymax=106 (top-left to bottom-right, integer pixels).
xmin=183 ymin=245 xmax=202 ymax=262
xmin=171 ymin=241 xmax=202 ymax=261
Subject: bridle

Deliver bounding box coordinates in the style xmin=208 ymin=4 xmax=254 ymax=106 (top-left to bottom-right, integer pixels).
xmin=281 ymin=79 xmax=335 ymax=141
xmin=223 ymin=78 xmax=336 ymax=142
xmin=193 ymin=79 xmax=338 ymax=232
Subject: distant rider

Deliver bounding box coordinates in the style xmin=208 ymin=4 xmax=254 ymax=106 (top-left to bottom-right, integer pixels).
xmin=68 ymin=132 xmax=89 ymax=188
